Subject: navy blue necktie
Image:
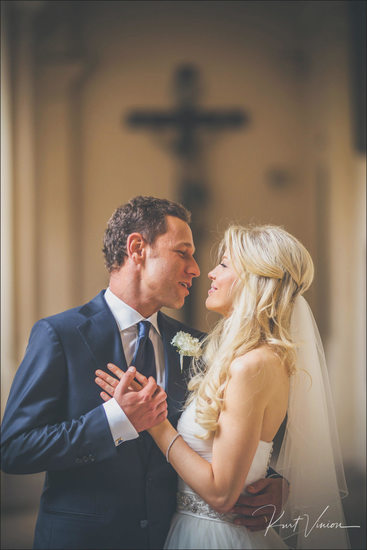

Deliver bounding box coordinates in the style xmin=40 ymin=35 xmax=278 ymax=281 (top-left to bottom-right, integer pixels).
xmin=132 ymin=321 xmax=157 ymax=380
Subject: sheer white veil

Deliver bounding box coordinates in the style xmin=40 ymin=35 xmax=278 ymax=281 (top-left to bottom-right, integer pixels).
xmin=275 ymin=295 xmax=351 ymax=549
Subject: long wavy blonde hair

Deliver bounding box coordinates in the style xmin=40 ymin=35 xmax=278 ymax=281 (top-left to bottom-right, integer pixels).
xmin=187 ymin=224 xmax=314 ymax=439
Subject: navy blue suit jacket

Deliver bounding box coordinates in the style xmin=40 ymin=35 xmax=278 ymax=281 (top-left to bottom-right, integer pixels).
xmin=1 ymin=291 xmax=204 ymax=549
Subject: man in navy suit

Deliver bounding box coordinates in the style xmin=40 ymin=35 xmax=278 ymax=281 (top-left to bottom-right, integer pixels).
xmin=1 ymin=196 xmax=285 ymax=549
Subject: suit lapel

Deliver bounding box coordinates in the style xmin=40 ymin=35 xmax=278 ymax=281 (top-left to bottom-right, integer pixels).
xmin=76 ymin=294 xmax=192 ymax=462
xmin=77 ymin=291 xmax=127 ymax=373
xmin=76 ymin=293 xmax=164 ymax=467
xmin=78 ymin=295 xmax=190 ymax=414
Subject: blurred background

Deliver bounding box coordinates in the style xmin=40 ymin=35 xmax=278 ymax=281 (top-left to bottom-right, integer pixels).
xmin=1 ymin=1 xmax=365 ymax=548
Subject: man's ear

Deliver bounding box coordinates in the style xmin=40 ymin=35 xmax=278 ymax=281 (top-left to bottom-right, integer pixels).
xmin=126 ymin=233 xmax=146 ymax=263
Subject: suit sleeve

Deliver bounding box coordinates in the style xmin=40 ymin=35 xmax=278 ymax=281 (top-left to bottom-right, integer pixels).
xmin=1 ymin=320 xmax=117 ymax=474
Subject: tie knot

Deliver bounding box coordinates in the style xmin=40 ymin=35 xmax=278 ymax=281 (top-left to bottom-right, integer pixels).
xmin=137 ymin=320 xmax=151 ymax=340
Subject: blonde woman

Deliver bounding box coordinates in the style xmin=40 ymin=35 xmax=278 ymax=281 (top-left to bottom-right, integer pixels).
xmin=96 ymin=225 xmax=349 ymax=549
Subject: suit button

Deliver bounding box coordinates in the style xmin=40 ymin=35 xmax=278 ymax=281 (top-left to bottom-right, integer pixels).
xmin=83 ymin=456 xmax=89 ymax=463
xmin=89 ymin=454 xmax=95 ymax=462
xmin=140 ymin=519 xmax=148 ymax=529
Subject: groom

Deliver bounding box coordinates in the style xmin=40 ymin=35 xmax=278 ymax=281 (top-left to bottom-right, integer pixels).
xmin=1 ymin=196 xmax=285 ymax=550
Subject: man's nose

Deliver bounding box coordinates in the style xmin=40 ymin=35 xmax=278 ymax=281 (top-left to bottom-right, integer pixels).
xmin=188 ymin=257 xmax=200 ymax=278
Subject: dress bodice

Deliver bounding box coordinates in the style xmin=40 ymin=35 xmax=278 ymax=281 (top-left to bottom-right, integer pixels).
xmin=177 ymin=398 xmax=273 ymax=495
xmin=165 ymin=399 xmax=288 ymax=549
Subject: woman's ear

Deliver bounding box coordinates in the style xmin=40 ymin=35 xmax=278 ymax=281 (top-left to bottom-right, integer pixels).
xmin=126 ymin=233 xmax=146 ymax=263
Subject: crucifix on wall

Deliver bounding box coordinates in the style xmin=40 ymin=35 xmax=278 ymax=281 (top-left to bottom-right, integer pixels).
xmin=124 ymin=64 xmax=249 ymax=325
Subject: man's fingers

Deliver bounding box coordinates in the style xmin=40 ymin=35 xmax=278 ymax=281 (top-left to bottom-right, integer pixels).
xmin=134 ymin=370 xmax=148 ymax=387
xmin=140 ymin=376 xmax=158 ymax=399
xmin=237 ymin=494 xmax=275 ymax=508
xmin=234 ymin=519 xmax=268 ymax=531
xmin=155 ymin=399 xmax=168 ymax=421
xmin=232 ymin=493 xmax=273 ymax=508
xmin=129 ymin=379 xmax=143 ymax=391
xmin=156 ymin=409 xmax=168 ymax=422
xmin=115 ymin=367 xmax=137 ymax=395
xmin=156 ymin=399 xmax=168 ymax=414
xmin=232 ymin=501 xmax=273 ymax=515
xmin=246 ymin=479 xmax=270 ymax=494
xmin=230 ymin=506 xmax=262 ymax=516
xmin=232 ymin=496 xmax=257 ymax=507
xmin=152 ymin=385 xmax=167 ymax=402
xmin=233 ymin=514 xmax=269 ymax=529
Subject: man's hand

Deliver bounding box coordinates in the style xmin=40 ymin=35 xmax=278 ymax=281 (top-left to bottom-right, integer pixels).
xmin=230 ymin=477 xmax=289 ymax=532
xmin=95 ymin=364 xmax=168 ymax=433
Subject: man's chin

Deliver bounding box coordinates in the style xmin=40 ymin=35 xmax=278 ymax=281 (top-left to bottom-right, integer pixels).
xmin=166 ymin=296 xmax=186 ymax=310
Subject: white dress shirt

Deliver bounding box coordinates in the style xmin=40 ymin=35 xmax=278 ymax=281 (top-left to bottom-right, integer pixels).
xmin=103 ymin=287 xmax=165 ymax=446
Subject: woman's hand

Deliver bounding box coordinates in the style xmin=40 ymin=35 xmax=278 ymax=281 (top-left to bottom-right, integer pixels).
xmin=95 ymin=363 xmax=148 ymax=400
xmin=95 ymin=364 xmax=168 ymax=432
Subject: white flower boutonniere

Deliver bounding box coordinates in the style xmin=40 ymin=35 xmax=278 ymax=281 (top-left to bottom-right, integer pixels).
xmin=171 ymin=331 xmax=202 ymax=373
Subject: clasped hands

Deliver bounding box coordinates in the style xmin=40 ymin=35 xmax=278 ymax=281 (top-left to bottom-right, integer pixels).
xmin=95 ymin=363 xmax=168 ymax=433
xmin=95 ymin=364 xmax=288 ymax=532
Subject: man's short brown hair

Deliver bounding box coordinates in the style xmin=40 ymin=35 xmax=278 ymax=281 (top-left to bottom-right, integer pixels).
xmin=103 ymin=196 xmax=191 ymax=272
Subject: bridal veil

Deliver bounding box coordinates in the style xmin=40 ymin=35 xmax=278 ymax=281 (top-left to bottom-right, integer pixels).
xmin=275 ymin=296 xmax=351 ymax=549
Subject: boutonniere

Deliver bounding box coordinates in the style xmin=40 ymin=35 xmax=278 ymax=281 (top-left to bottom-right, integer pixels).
xmin=171 ymin=331 xmax=202 ymax=373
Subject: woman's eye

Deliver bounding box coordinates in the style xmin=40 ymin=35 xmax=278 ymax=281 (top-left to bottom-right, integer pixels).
xmin=220 ymin=262 xmax=227 ymax=268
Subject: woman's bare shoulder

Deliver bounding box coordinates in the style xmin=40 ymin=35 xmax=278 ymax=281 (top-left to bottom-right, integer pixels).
xmin=229 ymin=346 xmax=284 ymax=384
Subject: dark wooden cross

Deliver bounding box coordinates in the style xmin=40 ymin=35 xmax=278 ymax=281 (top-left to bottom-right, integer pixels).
xmin=124 ymin=65 xmax=249 ymax=325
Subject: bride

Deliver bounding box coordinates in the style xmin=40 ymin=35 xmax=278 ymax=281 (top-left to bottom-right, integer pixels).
xmin=96 ymin=225 xmax=350 ymax=549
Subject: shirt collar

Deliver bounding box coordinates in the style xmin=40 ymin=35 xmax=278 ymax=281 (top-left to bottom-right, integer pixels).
xmin=104 ymin=287 xmax=160 ymax=335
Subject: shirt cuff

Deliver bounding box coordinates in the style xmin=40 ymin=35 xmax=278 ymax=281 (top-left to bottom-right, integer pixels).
xmin=103 ymin=398 xmax=139 ymax=446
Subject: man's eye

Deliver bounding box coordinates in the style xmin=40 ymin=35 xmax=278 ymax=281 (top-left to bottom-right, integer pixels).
xmin=176 ymin=250 xmax=185 ymax=256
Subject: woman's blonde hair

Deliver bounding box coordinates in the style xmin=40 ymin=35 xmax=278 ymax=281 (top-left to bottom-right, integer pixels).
xmin=187 ymin=224 xmax=314 ymax=439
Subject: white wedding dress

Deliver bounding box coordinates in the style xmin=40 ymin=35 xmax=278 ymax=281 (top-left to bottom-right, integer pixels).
xmin=164 ymin=399 xmax=288 ymax=550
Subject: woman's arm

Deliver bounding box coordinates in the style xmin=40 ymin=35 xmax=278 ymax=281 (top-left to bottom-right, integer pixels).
xmin=96 ymin=355 xmax=275 ymax=514
xmin=151 ymin=354 xmax=273 ymax=514
xmin=96 ymin=359 xmax=287 ymax=523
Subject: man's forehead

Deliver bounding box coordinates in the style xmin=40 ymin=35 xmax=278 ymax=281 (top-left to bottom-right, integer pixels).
xmin=177 ymin=240 xmax=195 ymax=251
xmin=166 ymin=232 xmax=195 ymax=249
xmin=164 ymin=217 xmax=194 ymax=243
xmin=158 ymin=231 xmax=195 ymax=253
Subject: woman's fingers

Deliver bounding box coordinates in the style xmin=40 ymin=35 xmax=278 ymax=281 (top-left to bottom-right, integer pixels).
xmin=96 ymin=369 xmax=119 ymax=387
xmin=107 ymin=363 xmax=124 ymax=379
xmin=95 ymin=367 xmax=143 ymax=396
xmin=100 ymin=391 xmax=112 ymax=402
xmin=95 ymin=376 xmax=116 ymax=397
xmin=104 ymin=364 xmax=150 ymax=391
xmin=106 ymin=364 xmax=146 ymax=390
